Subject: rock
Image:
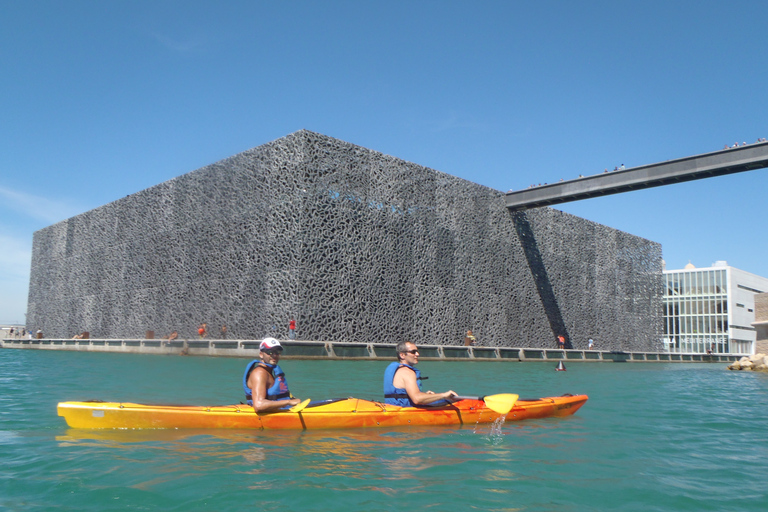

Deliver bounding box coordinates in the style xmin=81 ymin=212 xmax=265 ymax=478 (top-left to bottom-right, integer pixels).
xmin=726 ymin=355 xmax=768 ymax=372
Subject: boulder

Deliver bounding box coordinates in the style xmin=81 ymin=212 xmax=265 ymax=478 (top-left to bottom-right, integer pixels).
xmin=726 ymin=355 xmax=768 ymax=372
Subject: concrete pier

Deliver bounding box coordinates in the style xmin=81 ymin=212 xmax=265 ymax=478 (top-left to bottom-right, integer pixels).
xmin=1 ymin=337 xmax=741 ymax=363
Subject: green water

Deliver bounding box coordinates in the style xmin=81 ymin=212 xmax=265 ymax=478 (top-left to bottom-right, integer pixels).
xmin=1 ymin=349 xmax=766 ymax=511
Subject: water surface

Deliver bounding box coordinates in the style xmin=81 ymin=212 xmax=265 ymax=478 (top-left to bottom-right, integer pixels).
xmin=1 ymin=349 xmax=766 ymax=511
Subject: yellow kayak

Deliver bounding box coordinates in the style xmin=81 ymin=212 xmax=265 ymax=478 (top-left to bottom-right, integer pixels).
xmin=57 ymin=394 xmax=587 ymax=430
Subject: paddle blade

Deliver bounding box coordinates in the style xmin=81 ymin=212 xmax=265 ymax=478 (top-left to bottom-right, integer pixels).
xmin=483 ymin=393 xmax=519 ymax=415
xmin=289 ymin=398 xmax=311 ymax=413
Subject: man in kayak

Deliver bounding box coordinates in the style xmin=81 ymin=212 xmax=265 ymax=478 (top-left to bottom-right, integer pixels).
xmin=243 ymin=338 xmax=302 ymax=412
xmin=383 ymin=341 xmax=457 ymax=407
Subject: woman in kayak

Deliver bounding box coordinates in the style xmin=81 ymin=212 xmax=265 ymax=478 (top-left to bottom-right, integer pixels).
xmin=383 ymin=341 xmax=457 ymax=407
xmin=243 ymin=338 xmax=302 ymax=412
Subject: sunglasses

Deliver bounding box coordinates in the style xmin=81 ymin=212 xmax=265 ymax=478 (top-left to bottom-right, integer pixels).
xmin=401 ymin=349 xmax=419 ymax=354
xmin=263 ymin=349 xmax=283 ymax=355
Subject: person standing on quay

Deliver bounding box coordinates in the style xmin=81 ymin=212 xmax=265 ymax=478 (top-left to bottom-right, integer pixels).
xmin=289 ymin=318 xmax=296 ymax=340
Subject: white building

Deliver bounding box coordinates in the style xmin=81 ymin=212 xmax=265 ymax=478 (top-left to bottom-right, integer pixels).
xmin=663 ymin=261 xmax=768 ymax=355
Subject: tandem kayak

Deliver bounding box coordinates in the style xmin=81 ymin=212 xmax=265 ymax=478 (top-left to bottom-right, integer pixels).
xmin=57 ymin=394 xmax=588 ymax=430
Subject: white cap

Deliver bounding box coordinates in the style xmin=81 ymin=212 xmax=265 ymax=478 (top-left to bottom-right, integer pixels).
xmin=260 ymin=337 xmax=283 ymax=352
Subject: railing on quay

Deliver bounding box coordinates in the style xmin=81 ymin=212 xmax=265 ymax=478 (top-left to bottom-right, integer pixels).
xmin=0 ymin=337 xmax=743 ymax=363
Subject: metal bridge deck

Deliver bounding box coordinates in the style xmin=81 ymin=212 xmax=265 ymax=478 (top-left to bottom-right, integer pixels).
xmin=506 ymin=141 xmax=768 ymax=210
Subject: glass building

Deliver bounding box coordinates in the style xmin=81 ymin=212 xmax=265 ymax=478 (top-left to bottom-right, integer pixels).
xmin=663 ymin=261 xmax=768 ymax=355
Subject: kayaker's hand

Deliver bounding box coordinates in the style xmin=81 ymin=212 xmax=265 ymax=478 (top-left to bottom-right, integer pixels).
xmin=288 ymin=398 xmax=301 ymax=406
xmin=444 ymin=390 xmax=458 ymax=401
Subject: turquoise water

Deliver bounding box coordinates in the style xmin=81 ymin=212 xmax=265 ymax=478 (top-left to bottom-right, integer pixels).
xmin=1 ymin=349 xmax=767 ymax=511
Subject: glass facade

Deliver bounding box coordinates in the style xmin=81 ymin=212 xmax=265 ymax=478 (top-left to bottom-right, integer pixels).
xmin=662 ymin=269 xmax=730 ymax=353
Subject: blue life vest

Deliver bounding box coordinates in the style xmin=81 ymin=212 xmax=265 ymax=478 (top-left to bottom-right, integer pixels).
xmin=383 ymin=361 xmax=422 ymax=406
xmin=243 ymin=360 xmax=291 ymax=404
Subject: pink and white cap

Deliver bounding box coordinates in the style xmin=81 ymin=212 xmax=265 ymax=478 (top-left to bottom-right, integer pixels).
xmin=259 ymin=337 xmax=283 ymax=352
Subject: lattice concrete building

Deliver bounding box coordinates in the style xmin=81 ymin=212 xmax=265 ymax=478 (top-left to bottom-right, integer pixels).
xmin=27 ymin=130 xmax=662 ymax=350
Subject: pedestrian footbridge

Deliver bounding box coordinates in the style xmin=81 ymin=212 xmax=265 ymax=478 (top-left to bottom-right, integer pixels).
xmin=506 ymin=141 xmax=768 ymax=210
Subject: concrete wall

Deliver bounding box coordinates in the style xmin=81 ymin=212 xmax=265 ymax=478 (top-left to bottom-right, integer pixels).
xmin=729 ymin=267 xmax=768 ymax=352
xmin=754 ymin=293 xmax=768 ymax=354
xmin=27 ymin=130 xmax=663 ymax=350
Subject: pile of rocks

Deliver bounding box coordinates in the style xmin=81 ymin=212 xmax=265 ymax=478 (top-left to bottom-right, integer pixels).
xmin=728 ymin=353 xmax=768 ymax=372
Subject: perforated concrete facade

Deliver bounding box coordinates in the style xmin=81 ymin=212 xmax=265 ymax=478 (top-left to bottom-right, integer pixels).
xmin=27 ymin=130 xmax=662 ymax=350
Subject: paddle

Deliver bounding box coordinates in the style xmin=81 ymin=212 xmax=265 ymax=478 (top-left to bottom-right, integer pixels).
xmin=289 ymin=398 xmax=311 ymax=413
xmin=454 ymin=393 xmax=519 ymax=415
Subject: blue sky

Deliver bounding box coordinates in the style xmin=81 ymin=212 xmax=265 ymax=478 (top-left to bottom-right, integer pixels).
xmin=2 ymin=1 xmax=767 ymax=324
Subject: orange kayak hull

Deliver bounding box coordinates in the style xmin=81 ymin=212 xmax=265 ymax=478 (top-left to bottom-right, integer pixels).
xmin=57 ymin=395 xmax=588 ymax=430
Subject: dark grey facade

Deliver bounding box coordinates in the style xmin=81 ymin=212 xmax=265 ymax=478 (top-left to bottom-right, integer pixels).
xmin=27 ymin=130 xmax=662 ymax=350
